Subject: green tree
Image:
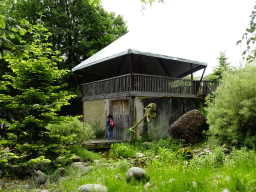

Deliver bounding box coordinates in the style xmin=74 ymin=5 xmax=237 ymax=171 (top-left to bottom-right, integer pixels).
xmin=237 ymin=3 xmax=256 ymax=62
xmin=5 ymin=0 xmax=128 ymax=115
xmin=205 ymin=63 xmax=256 ymax=147
xmin=0 ymin=13 xmax=28 ymax=81
xmin=0 ymin=17 xmax=75 ymax=158
xmin=205 ymin=51 xmax=230 ymax=81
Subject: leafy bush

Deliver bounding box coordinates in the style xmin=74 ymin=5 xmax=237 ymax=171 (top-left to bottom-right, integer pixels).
xmin=190 ymin=146 xmax=225 ymax=168
xmin=46 ymin=117 xmax=95 ymax=145
xmin=69 ymin=145 xmax=101 ymax=161
xmin=0 ymin=19 xmax=76 ymax=161
xmin=147 ymin=124 xmax=167 ymax=141
xmin=206 ymin=63 xmax=256 ymax=146
xmin=91 ymin=121 xmax=106 ymax=138
xmin=176 ymin=147 xmax=193 ymax=160
xmin=110 ymin=143 xmax=136 ymax=158
xmin=225 ymin=147 xmax=256 ymax=167
xmin=149 ymin=137 xmax=181 ymax=153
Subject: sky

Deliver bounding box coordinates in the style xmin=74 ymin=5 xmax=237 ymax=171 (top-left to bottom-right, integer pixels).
xmin=100 ymin=0 xmax=255 ymax=76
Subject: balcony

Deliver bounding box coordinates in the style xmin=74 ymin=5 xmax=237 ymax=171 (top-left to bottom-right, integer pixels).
xmin=82 ymin=73 xmax=218 ymax=100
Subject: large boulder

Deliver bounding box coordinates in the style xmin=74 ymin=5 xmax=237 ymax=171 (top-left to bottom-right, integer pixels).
xmin=126 ymin=167 xmax=150 ymax=183
xmin=32 ymin=170 xmax=47 ymax=185
xmin=168 ymin=109 xmax=208 ymax=143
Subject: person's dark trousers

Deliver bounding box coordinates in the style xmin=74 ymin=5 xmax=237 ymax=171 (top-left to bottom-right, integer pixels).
xmin=107 ymin=127 xmax=113 ymax=140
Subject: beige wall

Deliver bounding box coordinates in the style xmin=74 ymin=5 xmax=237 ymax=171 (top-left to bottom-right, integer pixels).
xmin=83 ymin=99 xmax=110 ymax=130
xmin=134 ymin=97 xmax=144 ymax=139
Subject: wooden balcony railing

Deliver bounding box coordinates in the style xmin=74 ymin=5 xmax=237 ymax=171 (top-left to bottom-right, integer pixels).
xmin=82 ymin=73 xmax=218 ymax=98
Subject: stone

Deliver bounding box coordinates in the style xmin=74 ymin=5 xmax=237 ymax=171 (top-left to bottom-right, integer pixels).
xmin=222 ymin=189 xmax=231 ymax=192
xmin=192 ymin=181 xmax=197 ymax=188
xmin=33 ymin=170 xmax=47 ymax=185
xmin=168 ymin=178 xmax=175 ymax=183
xmin=71 ymin=162 xmax=87 ymax=168
xmin=144 ymin=182 xmax=151 ymax=191
xmin=77 ymin=184 xmax=108 ymax=192
xmin=73 ymin=155 xmax=84 ymax=162
xmin=168 ymin=109 xmax=208 ymax=144
xmin=126 ymin=167 xmax=150 ymax=183
xmin=135 ymin=152 xmax=144 ymax=158
xmin=116 ymin=173 xmax=122 ymax=180
xmin=142 ymin=142 xmax=151 ymax=149
xmin=225 ymin=176 xmax=230 ymax=182
xmin=94 ymin=160 xmax=100 ymax=166
xmin=57 ymin=167 xmax=66 ymax=177
xmin=0 ymin=181 xmax=5 ymax=188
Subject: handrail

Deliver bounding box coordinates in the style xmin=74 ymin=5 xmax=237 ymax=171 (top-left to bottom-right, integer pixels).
xmin=82 ymin=73 xmax=218 ymax=97
xmin=82 ymin=74 xmax=130 ymax=85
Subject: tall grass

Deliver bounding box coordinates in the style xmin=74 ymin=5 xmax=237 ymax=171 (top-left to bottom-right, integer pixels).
xmin=69 ymin=145 xmax=101 ymax=161
xmin=2 ymin=140 xmax=256 ymax=191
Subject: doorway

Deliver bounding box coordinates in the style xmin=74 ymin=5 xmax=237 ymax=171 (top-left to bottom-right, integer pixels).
xmin=110 ymin=100 xmax=129 ymax=140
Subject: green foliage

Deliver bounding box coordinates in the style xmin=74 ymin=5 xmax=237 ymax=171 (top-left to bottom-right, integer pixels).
xmin=205 ymin=51 xmax=230 ymax=81
xmin=3 ymin=0 xmax=128 ymax=116
xmin=198 ymin=102 xmax=207 ymax=116
xmin=46 ymin=117 xmax=95 ymax=145
xmin=237 ymin=3 xmax=256 ymax=61
xmin=110 ymin=142 xmax=136 ymax=158
xmin=176 ymin=147 xmax=193 ymax=160
xmin=0 ymin=17 xmax=75 ymax=163
xmin=206 ymin=63 xmax=256 ymax=146
xmin=69 ymin=145 xmax=101 ymax=162
xmin=141 ymin=0 xmax=164 ymax=6
xmin=147 ymin=123 xmax=167 ymax=141
xmin=149 ymin=137 xmax=181 ymax=153
xmin=91 ymin=121 xmax=105 ymax=138
xmin=24 ymin=156 xmax=51 ymax=172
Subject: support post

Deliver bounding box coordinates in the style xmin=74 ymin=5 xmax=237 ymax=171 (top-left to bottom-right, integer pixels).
xmin=196 ymin=67 xmax=206 ymax=95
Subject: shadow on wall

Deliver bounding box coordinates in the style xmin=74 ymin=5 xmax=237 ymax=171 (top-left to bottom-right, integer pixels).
xmin=142 ymin=97 xmax=204 ymax=139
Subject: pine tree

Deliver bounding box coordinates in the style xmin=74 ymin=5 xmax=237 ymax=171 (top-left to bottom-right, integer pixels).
xmin=0 ymin=17 xmax=75 ymax=158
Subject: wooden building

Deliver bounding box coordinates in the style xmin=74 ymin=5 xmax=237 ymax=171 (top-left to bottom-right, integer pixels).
xmin=72 ymin=32 xmax=218 ymax=140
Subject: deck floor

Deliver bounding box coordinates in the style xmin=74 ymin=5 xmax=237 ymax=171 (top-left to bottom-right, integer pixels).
xmin=84 ymin=138 xmax=123 ymax=146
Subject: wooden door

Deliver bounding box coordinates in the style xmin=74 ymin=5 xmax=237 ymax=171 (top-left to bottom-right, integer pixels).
xmin=111 ymin=100 xmax=129 ymax=140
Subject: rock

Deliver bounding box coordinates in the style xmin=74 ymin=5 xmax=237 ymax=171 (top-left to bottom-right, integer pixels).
xmin=77 ymin=184 xmax=108 ymax=192
xmin=192 ymin=181 xmax=197 ymax=188
xmin=168 ymin=178 xmax=175 ymax=183
xmin=33 ymin=170 xmax=47 ymax=185
xmin=116 ymin=173 xmax=122 ymax=180
xmin=135 ymin=152 xmax=144 ymax=158
xmin=94 ymin=160 xmax=100 ymax=166
xmin=222 ymin=189 xmax=231 ymax=192
xmin=142 ymin=142 xmax=151 ymax=149
xmin=168 ymin=109 xmax=208 ymax=143
xmin=126 ymin=167 xmax=150 ymax=183
xmin=73 ymin=155 xmax=84 ymax=162
xmin=71 ymin=162 xmax=87 ymax=171
xmin=144 ymin=182 xmax=151 ymax=191
xmin=0 ymin=181 xmax=5 ymax=188
xmin=40 ymin=190 xmax=49 ymax=192
xmin=57 ymin=167 xmax=66 ymax=177
xmin=225 ymin=176 xmax=230 ymax=182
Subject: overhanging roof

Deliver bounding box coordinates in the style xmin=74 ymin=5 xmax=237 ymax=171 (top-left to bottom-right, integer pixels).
xmin=71 ymin=31 xmax=208 ymax=73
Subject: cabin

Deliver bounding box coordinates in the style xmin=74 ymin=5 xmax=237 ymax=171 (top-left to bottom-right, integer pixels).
xmin=71 ymin=32 xmax=218 ymax=140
